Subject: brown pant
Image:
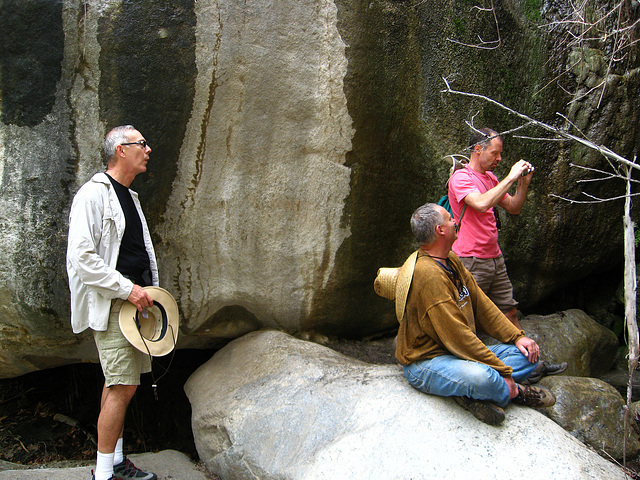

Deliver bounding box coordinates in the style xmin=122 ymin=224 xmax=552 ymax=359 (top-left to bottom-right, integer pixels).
xmin=459 ymin=255 xmax=518 ymax=312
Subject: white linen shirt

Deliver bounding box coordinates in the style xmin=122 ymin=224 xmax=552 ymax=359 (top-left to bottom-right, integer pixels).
xmin=66 ymin=172 xmax=159 ymax=333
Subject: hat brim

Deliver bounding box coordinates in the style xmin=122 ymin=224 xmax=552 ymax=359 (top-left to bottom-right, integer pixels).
xmin=374 ymin=267 xmax=400 ymax=300
xmin=394 ymin=250 xmax=418 ymax=322
xmin=119 ymin=286 xmax=179 ymax=357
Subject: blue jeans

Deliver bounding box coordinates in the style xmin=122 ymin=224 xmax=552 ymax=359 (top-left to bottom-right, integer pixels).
xmin=403 ymin=344 xmax=538 ymax=407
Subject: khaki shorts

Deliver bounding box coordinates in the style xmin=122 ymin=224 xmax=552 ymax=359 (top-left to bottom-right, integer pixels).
xmin=459 ymin=255 xmax=518 ymax=312
xmin=93 ymin=299 xmax=152 ymax=387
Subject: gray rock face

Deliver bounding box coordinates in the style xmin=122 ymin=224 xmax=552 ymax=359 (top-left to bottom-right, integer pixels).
xmin=0 ymin=0 xmax=637 ymax=377
xmin=157 ymin=0 xmax=354 ymax=340
xmin=185 ymin=330 xmax=626 ymax=479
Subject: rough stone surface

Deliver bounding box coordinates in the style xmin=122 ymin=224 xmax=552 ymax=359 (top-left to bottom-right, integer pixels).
xmin=0 ymin=0 xmax=638 ymax=378
xmin=185 ymin=330 xmax=627 ymax=480
xmin=157 ymin=0 xmax=354 ymax=340
xmin=599 ymin=363 xmax=640 ymax=402
xmin=538 ymin=376 xmax=640 ymax=460
xmin=520 ymin=309 xmax=619 ymax=377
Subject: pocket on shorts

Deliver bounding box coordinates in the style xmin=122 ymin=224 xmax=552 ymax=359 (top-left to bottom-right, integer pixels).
xmin=459 ymin=256 xmax=476 ymax=272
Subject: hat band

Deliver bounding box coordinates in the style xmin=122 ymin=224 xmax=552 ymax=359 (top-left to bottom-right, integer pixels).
xmin=134 ymin=301 xmax=168 ymax=343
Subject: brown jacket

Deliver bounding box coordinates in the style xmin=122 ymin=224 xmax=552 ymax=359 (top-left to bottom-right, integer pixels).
xmin=395 ymin=250 xmax=524 ymax=376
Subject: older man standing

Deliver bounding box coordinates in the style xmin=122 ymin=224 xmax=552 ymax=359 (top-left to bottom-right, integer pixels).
xmin=67 ymin=125 xmax=158 ymax=480
xmin=395 ymin=203 xmax=555 ymax=425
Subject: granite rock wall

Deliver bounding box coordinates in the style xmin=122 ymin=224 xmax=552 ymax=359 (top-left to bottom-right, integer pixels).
xmin=0 ymin=0 xmax=637 ymax=377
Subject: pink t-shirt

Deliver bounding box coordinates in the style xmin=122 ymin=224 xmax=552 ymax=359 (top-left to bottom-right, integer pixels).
xmin=448 ymin=167 xmax=504 ymax=258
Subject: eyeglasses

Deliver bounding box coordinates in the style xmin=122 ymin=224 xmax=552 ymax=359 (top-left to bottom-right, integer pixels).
xmin=121 ymin=140 xmax=148 ymax=149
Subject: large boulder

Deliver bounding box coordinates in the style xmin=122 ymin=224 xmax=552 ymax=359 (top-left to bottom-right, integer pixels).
xmin=521 ymin=309 xmax=619 ymax=376
xmin=1 ymin=0 xmax=638 ymax=377
xmin=184 ymin=330 xmax=626 ymax=479
xmin=156 ymin=0 xmax=354 ymax=341
xmin=538 ymin=376 xmax=640 ymax=460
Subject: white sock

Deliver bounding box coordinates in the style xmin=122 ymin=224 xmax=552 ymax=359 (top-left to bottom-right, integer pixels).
xmin=95 ymin=451 xmax=114 ymax=480
xmin=113 ymin=437 xmax=124 ymax=465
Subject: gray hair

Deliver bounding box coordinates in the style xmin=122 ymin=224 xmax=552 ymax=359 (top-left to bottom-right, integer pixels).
xmin=104 ymin=125 xmax=137 ymax=162
xmin=411 ymin=203 xmax=444 ymax=246
xmin=468 ymin=127 xmax=500 ymax=151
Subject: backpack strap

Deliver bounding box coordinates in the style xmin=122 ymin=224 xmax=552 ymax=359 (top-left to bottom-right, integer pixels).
xmin=458 ymin=203 xmax=467 ymax=225
xmin=448 ymin=169 xmax=468 ymax=227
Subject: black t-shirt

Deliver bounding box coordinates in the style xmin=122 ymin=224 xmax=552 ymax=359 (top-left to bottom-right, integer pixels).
xmin=106 ymin=174 xmax=151 ymax=286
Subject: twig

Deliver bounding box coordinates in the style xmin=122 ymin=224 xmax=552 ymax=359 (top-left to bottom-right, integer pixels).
xmin=548 ymin=191 xmax=640 ymax=204
xmin=6 ymin=430 xmax=29 ymax=453
xmin=600 ymin=448 xmax=640 ymax=479
xmin=567 ymin=162 xmax=624 ymax=179
xmin=0 ymin=387 xmax=36 ymax=405
xmin=446 ymin=0 xmax=501 ymax=50
xmin=462 ymin=121 xmax=535 ymax=153
xmin=567 ymin=81 xmax=607 ymax=105
xmin=442 ymin=154 xmax=470 ymax=165
xmin=513 ymin=135 xmax=565 ymax=142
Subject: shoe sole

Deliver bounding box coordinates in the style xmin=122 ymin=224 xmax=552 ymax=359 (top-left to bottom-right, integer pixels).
xmin=454 ymin=397 xmax=505 ymax=425
xmin=544 ymin=364 xmax=568 ymax=375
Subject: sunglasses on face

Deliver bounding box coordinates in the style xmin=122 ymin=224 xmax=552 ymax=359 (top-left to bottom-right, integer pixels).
xmin=121 ymin=140 xmax=148 ymax=149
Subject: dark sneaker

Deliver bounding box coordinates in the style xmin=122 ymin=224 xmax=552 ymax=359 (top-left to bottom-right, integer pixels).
xmin=91 ymin=471 xmax=117 ymax=480
xmin=113 ymin=457 xmax=158 ymax=480
xmin=527 ymin=361 xmax=568 ymax=384
xmin=513 ymin=384 xmax=556 ymax=408
xmin=543 ymin=361 xmax=568 ymax=375
xmin=453 ymin=396 xmax=505 ymax=425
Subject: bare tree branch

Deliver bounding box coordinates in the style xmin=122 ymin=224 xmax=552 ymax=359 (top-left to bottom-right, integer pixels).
xmin=567 ymin=162 xmax=640 ymax=183
xmin=548 ymin=191 xmax=640 ymax=204
xmin=441 ymin=77 xmax=640 ymax=172
xmin=623 ymin=162 xmax=639 ymax=466
xmin=538 ymin=0 xmax=638 ymax=107
xmin=513 ymin=135 xmax=565 ymax=142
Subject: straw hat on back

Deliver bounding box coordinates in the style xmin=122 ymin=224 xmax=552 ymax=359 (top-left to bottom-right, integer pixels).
xmin=374 ymin=250 xmax=418 ymax=322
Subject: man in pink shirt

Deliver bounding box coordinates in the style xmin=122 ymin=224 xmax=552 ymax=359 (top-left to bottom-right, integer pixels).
xmin=448 ymin=128 xmax=532 ymax=328
xmin=448 ymin=128 xmax=566 ymax=382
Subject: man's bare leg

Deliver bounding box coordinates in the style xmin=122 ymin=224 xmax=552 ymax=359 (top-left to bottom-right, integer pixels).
xmin=98 ymin=383 xmax=137 ymax=452
xmin=94 ymin=383 xmax=137 ymax=479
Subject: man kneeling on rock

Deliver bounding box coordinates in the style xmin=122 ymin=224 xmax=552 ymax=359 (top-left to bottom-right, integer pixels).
xmin=394 ymin=203 xmax=555 ymax=425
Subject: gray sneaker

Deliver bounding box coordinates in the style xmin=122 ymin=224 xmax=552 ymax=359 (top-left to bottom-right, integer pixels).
xmin=453 ymin=396 xmax=505 ymax=425
xmin=527 ymin=361 xmax=568 ymax=384
xmin=113 ymin=457 xmax=158 ymax=480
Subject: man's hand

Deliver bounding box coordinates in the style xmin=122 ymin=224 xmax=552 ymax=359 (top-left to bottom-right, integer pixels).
xmin=504 ymin=375 xmax=519 ymax=399
xmin=498 ymin=160 xmax=534 ymax=214
xmin=508 ymin=159 xmax=534 ymax=182
xmin=127 ymin=284 xmax=154 ymax=312
xmin=515 ymin=336 xmax=540 ymax=363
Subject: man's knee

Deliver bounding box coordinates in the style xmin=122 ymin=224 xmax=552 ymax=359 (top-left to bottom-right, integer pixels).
xmin=104 ymin=384 xmax=138 ymax=407
xmin=111 ymin=383 xmax=137 ymax=396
